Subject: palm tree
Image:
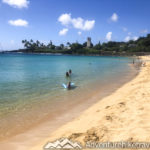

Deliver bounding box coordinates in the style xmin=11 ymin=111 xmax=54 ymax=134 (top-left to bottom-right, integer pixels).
xmin=30 ymin=39 xmax=33 ymax=44
xmin=67 ymin=42 xmax=71 ymax=46
xmin=36 ymin=40 xmax=40 ymax=47
xmin=60 ymin=44 xmax=64 ymax=49
xmin=47 ymin=40 xmax=53 ymax=49
xmin=22 ymin=40 xmax=25 ymax=44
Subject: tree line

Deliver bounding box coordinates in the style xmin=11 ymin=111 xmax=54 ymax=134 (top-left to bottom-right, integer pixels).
xmin=21 ymin=34 xmax=150 ymax=55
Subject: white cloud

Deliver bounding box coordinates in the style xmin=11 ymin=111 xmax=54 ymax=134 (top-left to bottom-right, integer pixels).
xmin=140 ymin=29 xmax=148 ymax=34
xmin=8 ymin=19 xmax=28 ymax=27
xmin=83 ymin=20 xmax=95 ymax=30
xmin=110 ymin=13 xmax=118 ymax=22
xmin=59 ymin=28 xmax=68 ymax=36
xmin=72 ymin=18 xmax=95 ymax=30
xmin=78 ymin=31 xmax=82 ymax=35
xmin=106 ymin=32 xmax=112 ymax=41
xmin=124 ymin=36 xmax=138 ymax=42
xmin=124 ymin=36 xmax=130 ymax=42
xmin=10 ymin=40 xmax=15 ymax=44
xmin=128 ymin=32 xmax=132 ymax=35
xmin=122 ymin=27 xmax=127 ymax=32
xmin=133 ymin=36 xmax=138 ymax=41
xmin=72 ymin=17 xmax=83 ymax=29
xmin=2 ymin=0 xmax=29 ymax=8
xmin=58 ymin=13 xmax=71 ymax=26
xmin=58 ymin=13 xmax=95 ymax=31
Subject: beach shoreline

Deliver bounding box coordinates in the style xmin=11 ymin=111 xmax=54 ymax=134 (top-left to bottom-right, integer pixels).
xmin=0 ymin=57 xmax=139 ymax=150
xmin=28 ymin=56 xmax=150 ymax=150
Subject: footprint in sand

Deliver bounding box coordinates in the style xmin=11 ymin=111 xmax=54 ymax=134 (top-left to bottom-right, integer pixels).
xmin=105 ymin=106 xmax=110 ymax=109
xmin=105 ymin=115 xmax=113 ymax=121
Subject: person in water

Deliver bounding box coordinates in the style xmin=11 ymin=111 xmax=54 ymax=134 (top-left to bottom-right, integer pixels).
xmin=133 ymin=59 xmax=135 ymax=64
xmin=66 ymin=72 xmax=69 ymax=77
xmin=67 ymin=81 xmax=71 ymax=89
xmin=69 ymin=69 xmax=72 ymax=74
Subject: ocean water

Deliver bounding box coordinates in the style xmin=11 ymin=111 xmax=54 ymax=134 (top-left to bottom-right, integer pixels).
xmin=0 ymin=53 xmax=135 ymax=140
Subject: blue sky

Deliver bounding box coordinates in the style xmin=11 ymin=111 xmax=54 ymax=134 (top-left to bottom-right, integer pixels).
xmin=0 ymin=0 xmax=150 ymax=50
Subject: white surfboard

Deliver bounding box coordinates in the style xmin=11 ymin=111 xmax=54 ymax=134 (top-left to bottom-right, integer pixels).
xmin=62 ymin=83 xmax=67 ymax=89
xmin=62 ymin=83 xmax=75 ymax=89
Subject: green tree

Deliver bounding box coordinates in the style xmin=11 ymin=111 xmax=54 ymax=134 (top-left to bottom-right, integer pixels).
xmin=60 ymin=44 xmax=64 ymax=50
xmin=94 ymin=41 xmax=101 ymax=50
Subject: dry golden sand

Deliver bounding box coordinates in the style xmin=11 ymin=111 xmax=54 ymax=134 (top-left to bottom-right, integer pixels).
xmin=30 ymin=56 xmax=150 ymax=150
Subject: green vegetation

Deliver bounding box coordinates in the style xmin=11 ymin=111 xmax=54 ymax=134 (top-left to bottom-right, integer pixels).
xmin=19 ymin=34 xmax=150 ymax=55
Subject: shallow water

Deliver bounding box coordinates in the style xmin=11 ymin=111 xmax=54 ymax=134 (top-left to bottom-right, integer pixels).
xmin=0 ymin=53 xmax=135 ymax=140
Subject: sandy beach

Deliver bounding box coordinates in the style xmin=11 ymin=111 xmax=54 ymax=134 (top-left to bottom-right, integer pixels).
xmin=1 ymin=0 xmax=150 ymax=149
xmin=28 ymin=56 xmax=150 ymax=150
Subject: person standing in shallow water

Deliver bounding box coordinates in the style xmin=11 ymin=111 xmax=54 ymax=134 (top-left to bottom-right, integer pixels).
xmin=69 ymin=69 xmax=72 ymax=74
xmin=133 ymin=59 xmax=135 ymax=64
xmin=67 ymin=81 xmax=71 ymax=89
xmin=66 ymin=72 xmax=69 ymax=77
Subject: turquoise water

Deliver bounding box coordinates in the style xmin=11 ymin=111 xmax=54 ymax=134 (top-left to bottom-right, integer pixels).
xmin=0 ymin=53 xmax=134 ymax=139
